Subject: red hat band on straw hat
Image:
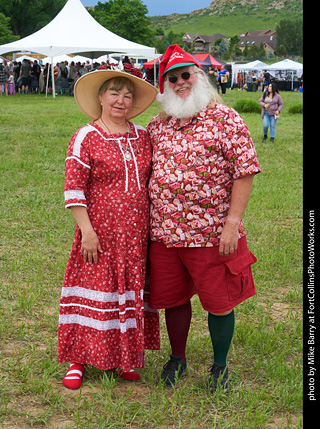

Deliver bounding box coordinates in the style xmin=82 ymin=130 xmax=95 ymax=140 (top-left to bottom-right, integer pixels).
xmin=159 ymin=44 xmax=201 ymax=93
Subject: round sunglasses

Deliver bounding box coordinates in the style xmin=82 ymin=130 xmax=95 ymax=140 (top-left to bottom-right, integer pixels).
xmin=167 ymin=71 xmax=198 ymax=84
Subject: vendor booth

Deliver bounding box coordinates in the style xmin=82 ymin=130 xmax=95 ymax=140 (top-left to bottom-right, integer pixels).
xmin=267 ymin=59 xmax=303 ymax=91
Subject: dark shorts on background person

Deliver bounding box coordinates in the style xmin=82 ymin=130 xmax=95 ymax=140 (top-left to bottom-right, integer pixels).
xmin=21 ymin=77 xmax=30 ymax=86
xmin=148 ymin=236 xmax=257 ymax=314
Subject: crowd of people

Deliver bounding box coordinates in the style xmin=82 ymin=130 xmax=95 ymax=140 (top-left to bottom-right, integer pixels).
xmin=0 ymin=56 xmax=135 ymax=96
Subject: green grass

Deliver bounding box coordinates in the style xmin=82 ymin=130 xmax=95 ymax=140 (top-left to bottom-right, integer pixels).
xmin=0 ymin=88 xmax=303 ymax=428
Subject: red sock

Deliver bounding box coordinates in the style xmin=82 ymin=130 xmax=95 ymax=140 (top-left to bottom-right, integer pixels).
xmin=165 ymin=301 xmax=192 ymax=361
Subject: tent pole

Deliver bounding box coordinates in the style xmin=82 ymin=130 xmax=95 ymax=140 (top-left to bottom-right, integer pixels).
xmin=45 ymin=64 xmax=49 ymax=98
xmin=153 ymin=60 xmax=156 ymax=88
xmin=51 ymin=57 xmax=56 ymax=98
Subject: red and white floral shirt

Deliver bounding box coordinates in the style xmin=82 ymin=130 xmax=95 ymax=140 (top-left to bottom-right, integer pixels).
xmin=147 ymin=104 xmax=261 ymax=248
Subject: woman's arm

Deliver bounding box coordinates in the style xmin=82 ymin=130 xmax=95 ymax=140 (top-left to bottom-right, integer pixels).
xmin=70 ymin=206 xmax=103 ymax=264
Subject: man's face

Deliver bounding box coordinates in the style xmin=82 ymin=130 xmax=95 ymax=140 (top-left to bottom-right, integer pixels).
xmin=165 ymin=65 xmax=198 ymax=99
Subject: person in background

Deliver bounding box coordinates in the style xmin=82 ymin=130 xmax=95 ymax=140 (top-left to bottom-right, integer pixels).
xmin=7 ymin=70 xmax=15 ymax=95
xmin=252 ymin=72 xmax=257 ymax=92
xmin=0 ymin=61 xmax=8 ymax=96
xmin=68 ymin=61 xmax=77 ymax=96
xmin=207 ymin=66 xmax=219 ymax=91
xmin=20 ymin=59 xmax=32 ymax=94
xmin=147 ymin=45 xmax=261 ymax=393
xmin=32 ymin=60 xmax=41 ymax=82
xmin=218 ymin=65 xmax=229 ymax=95
xmin=259 ymin=82 xmax=283 ymax=143
xmin=59 ymin=69 xmax=160 ymax=390
xmin=245 ymin=71 xmax=253 ymax=92
xmin=263 ymin=70 xmax=271 ymax=88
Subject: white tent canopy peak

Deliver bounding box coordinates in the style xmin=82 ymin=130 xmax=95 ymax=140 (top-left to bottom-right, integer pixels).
xmin=0 ymin=0 xmax=156 ymax=58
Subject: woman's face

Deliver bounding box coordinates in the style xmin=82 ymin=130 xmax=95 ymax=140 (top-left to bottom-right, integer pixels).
xmin=268 ymin=84 xmax=273 ymax=93
xmin=99 ymin=82 xmax=133 ymax=121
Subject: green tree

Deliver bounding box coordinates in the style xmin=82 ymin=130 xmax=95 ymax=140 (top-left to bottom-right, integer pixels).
xmin=0 ymin=0 xmax=67 ymax=38
xmin=218 ymin=38 xmax=228 ymax=59
xmin=276 ymin=19 xmax=303 ymax=56
xmin=90 ymin=0 xmax=155 ymax=46
xmin=274 ymin=44 xmax=287 ymax=57
xmin=0 ymin=12 xmax=19 ymax=44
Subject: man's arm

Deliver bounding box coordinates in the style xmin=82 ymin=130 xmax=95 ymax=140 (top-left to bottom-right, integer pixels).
xmin=219 ymin=175 xmax=254 ymax=256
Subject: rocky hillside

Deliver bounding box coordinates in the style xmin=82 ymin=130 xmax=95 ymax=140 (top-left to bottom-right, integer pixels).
xmin=150 ymin=0 xmax=303 ymax=35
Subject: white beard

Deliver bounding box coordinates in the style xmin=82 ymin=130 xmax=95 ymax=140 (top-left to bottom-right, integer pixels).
xmin=157 ymin=72 xmax=213 ymax=119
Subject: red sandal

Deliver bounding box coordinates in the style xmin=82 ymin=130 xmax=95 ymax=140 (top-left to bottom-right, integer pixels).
xmin=62 ymin=363 xmax=86 ymax=389
xmin=110 ymin=368 xmax=140 ymax=381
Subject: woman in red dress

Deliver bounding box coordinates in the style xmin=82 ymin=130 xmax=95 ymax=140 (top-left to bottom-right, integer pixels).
xmin=58 ymin=70 xmax=160 ymax=389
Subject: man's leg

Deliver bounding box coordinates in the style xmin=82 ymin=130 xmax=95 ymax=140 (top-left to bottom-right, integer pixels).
xmin=159 ymin=300 xmax=192 ymax=387
xmin=165 ymin=300 xmax=192 ymax=361
xmin=207 ymin=309 xmax=235 ymax=392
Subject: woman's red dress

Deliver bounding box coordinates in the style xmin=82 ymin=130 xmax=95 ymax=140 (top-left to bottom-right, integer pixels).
xmin=58 ymin=121 xmax=160 ymax=372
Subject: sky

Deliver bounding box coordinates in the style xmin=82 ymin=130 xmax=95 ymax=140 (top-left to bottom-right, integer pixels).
xmin=81 ymin=0 xmax=212 ymax=16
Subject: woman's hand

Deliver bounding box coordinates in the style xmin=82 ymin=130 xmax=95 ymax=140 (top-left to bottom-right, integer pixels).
xmin=81 ymin=229 xmax=103 ymax=264
xmin=70 ymin=206 xmax=103 ymax=264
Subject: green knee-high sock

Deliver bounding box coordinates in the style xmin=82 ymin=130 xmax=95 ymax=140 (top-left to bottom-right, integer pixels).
xmin=208 ymin=310 xmax=235 ymax=366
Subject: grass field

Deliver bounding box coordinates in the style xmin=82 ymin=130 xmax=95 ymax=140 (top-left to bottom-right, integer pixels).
xmin=0 ymin=88 xmax=303 ymax=428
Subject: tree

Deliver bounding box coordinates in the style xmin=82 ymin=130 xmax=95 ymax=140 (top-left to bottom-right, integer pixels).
xmin=0 ymin=12 xmax=19 ymax=44
xmin=218 ymin=38 xmax=228 ymax=59
xmin=276 ymin=19 xmax=303 ymax=56
xmin=228 ymin=35 xmax=241 ymax=60
xmin=90 ymin=0 xmax=155 ymax=46
xmin=0 ymin=0 xmax=67 ymax=38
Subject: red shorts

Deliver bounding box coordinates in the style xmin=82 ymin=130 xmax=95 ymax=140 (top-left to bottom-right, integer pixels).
xmin=148 ymin=236 xmax=257 ymax=314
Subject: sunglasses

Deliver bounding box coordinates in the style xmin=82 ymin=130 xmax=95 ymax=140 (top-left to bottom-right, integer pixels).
xmin=167 ymin=71 xmax=197 ymax=84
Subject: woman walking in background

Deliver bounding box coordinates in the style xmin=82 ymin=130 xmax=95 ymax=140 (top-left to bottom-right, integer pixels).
xmin=259 ymin=83 xmax=283 ymax=143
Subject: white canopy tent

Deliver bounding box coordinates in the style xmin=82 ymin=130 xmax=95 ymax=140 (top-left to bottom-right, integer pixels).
xmin=231 ymin=58 xmax=303 ymax=90
xmin=267 ymin=59 xmax=303 ymax=90
xmin=232 ymin=60 xmax=269 ymax=87
xmin=41 ymin=54 xmax=73 ymax=65
xmin=0 ymin=0 xmax=157 ymax=96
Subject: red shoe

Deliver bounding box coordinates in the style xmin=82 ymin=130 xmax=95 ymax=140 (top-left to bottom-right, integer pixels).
xmin=110 ymin=368 xmax=140 ymax=381
xmin=62 ymin=363 xmax=86 ymax=389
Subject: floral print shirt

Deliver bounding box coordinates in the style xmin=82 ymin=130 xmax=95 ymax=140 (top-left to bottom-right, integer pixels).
xmin=147 ymin=104 xmax=261 ymax=248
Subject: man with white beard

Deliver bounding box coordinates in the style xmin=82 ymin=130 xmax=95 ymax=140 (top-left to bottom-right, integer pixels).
xmin=147 ymin=45 xmax=261 ymax=392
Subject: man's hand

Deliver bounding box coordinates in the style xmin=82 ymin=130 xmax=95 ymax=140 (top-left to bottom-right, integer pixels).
xmin=219 ymin=218 xmax=239 ymax=256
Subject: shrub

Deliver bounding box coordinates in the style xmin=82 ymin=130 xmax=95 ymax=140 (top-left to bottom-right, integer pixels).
xmin=234 ymin=98 xmax=261 ymax=113
xmin=288 ymin=103 xmax=303 ymax=114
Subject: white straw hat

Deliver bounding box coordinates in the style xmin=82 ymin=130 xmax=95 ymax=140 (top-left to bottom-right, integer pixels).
xmin=74 ymin=70 xmax=158 ymax=120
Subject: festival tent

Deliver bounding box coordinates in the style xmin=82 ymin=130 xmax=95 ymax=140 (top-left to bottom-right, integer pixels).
xmin=267 ymin=59 xmax=303 ymax=76
xmin=0 ymin=0 xmax=156 ymax=95
xmin=267 ymin=59 xmax=303 ymax=90
xmin=143 ymin=55 xmax=163 ymax=70
xmin=42 ymin=54 xmax=73 ymax=64
xmin=231 ymin=60 xmax=269 ymax=87
xmin=192 ymin=54 xmax=224 ymax=69
xmin=234 ymin=60 xmax=269 ymax=71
